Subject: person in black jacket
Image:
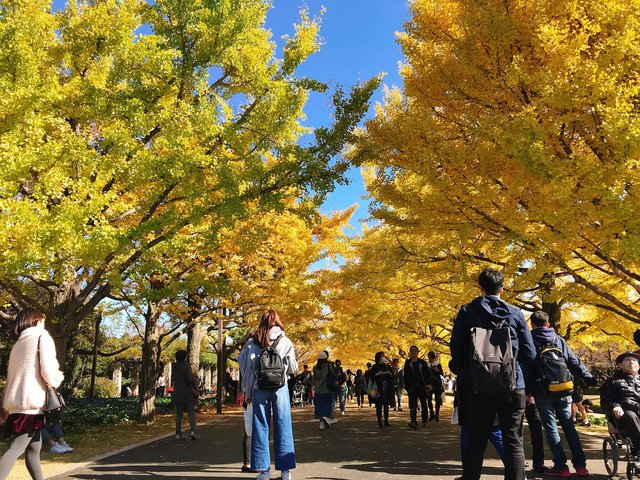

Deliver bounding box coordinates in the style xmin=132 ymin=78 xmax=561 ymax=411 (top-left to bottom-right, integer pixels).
xmin=450 ymin=268 xmax=536 ymax=480
xmin=426 ymin=351 xmax=444 ymax=422
xmin=404 ymin=345 xmax=433 ymax=429
xmin=371 ymin=352 xmax=395 ymax=428
xmin=601 ymin=351 xmax=640 ymax=456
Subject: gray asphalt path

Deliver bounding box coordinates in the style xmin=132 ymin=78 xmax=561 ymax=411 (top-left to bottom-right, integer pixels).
xmin=50 ymin=402 xmax=613 ymax=479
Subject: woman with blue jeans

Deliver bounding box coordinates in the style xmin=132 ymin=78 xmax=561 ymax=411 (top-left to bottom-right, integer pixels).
xmin=241 ymin=310 xmax=298 ymax=480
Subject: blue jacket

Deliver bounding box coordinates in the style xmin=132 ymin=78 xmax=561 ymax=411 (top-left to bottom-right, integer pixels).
xmin=450 ymin=295 xmax=536 ymax=390
xmin=529 ymin=327 xmax=594 ymax=397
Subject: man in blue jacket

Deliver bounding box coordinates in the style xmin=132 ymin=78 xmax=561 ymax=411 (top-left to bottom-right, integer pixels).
xmin=529 ymin=310 xmax=595 ymax=477
xmin=450 ymin=268 xmax=536 ymax=480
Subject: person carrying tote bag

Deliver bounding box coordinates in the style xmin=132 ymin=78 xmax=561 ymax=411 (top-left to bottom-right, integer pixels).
xmin=0 ymin=308 xmax=64 ymax=480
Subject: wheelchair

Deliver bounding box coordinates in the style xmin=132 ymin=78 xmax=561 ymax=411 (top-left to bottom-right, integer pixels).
xmin=604 ymin=416 xmax=640 ymax=479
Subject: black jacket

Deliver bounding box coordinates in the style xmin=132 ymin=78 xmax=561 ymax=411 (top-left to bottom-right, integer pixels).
xmin=403 ymin=358 xmax=433 ymax=393
xmin=600 ymin=370 xmax=640 ymax=416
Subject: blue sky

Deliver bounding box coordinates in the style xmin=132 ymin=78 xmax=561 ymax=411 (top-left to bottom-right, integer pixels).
xmin=267 ymin=1 xmax=409 ymax=230
xmin=50 ymin=0 xmax=409 ymax=232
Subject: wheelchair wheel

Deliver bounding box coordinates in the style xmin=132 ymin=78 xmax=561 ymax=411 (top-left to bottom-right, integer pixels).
xmin=627 ymin=461 xmax=636 ymax=480
xmin=604 ymin=436 xmax=619 ymax=477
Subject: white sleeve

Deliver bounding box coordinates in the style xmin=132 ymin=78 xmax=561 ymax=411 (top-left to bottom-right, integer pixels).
xmin=39 ymin=332 xmax=64 ymax=388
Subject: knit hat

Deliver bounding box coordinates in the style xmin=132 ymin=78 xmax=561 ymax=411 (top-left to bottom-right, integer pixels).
xmin=318 ymin=351 xmax=328 ymax=360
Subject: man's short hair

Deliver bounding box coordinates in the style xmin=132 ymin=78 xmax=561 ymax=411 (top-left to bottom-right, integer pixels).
xmin=409 ymin=345 xmax=419 ymax=352
xmin=478 ymin=268 xmax=504 ymax=295
xmin=530 ymin=310 xmax=549 ymax=327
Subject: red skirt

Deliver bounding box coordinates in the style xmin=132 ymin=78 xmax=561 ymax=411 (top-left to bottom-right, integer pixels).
xmin=5 ymin=414 xmax=45 ymax=436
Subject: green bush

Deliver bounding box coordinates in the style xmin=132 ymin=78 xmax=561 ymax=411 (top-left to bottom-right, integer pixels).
xmin=91 ymin=377 xmax=119 ymax=398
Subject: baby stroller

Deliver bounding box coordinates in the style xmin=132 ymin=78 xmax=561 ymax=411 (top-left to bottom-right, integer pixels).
xmin=291 ymin=382 xmax=305 ymax=408
xmin=604 ymin=416 xmax=640 ymax=479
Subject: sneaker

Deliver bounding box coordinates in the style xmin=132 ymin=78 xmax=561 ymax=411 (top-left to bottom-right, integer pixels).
xmin=60 ymin=442 xmax=74 ymax=453
xmin=580 ymin=419 xmax=590 ymax=427
xmin=322 ymin=416 xmax=332 ymax=428
xmin=544 ymin=466 xmax=571 ymax=477
xmin=340 ymin=411 xmax=345 ymax=415
xmin=319 ymin=421 xmax=325 ymax=430
xmin=398 ymin=407 xmax=403 ymax=411
xmin=50 ymin=443 xmax=66 ymax=454
xmin=175 ymin=434 xmax=184 ymax=440
xmin=190 ymin=431 xmax=197 ymax=440
xmin=575 ymin=467 xmax=589 ymax=477
xmin=256 ymin=471 xmax=270 ymax=480
xmin=408 ymin=422 xmax=418 ymax=429
xmin=241 ymin=465 xmax=256 ymax=473
xmin=282 ymin=470 xmax=291 ymax=480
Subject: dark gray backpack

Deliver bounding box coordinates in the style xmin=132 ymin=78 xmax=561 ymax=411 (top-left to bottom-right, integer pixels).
xmin=469 ymin=320 xmax=516 ymax=394
xmin=258 ymin=336 xmax=286 ymax=390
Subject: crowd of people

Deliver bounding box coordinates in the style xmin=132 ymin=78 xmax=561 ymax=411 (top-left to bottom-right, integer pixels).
xmin=3 ymin=276 xmax=640 ymax=480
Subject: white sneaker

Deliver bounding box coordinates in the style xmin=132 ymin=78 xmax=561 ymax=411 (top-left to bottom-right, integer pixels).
xmin=282 ymin=470 xmax=291 ymax=480
xmin=327 ymin=417 xmax=337 ymax=424
xmin=319 ymin=420 xmax=325 ymax=430
xmin=340 ymin=411 xmax=345 ymax=415
xmin=50 ymin=443 xmax=66 ymax=454
xmin=61 ymin=442 xmax=74 ymax=453
xmin=322 ymin=416 xmax=332 ymax=428
xmin=256 ymin=471 xmax=270 ymax=480
xmin=175 ymin=434 xmax=184 ymax=440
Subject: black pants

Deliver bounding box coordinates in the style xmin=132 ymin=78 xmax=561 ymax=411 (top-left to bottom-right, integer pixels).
xmin=427 ymin=389 xmax=442 ymax=417
xmin=356 ymin=391 xmax=365 ymax=407
xmin=242 ymin=433 xmax=251 ymax=465
xmin=524 ymin=402 xmax=544 ymax=469
xmin=409 ymin=388 xmax=428 ymax=424
xmin=619 ymin=410 xmax=640 ymax=455
xmin=462 ymin=387 xmax=526 ymax=480
xmin=375 ymin=398 xmax=389 ymax=424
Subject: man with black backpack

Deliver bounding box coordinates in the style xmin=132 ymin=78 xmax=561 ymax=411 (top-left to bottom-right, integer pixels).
xmin=529 ymin=310 xmax=596 ymax=477
xmin=450 ymin=268 xmax=536 ymax=480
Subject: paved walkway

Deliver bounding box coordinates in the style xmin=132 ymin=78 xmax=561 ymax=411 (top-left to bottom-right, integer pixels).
xmin=50 ymin=402 xmax=613 ymax=479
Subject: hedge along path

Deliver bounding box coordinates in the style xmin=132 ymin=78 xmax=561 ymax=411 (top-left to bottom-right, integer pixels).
xmin=0 ymin=404 xmax=229 ymax=480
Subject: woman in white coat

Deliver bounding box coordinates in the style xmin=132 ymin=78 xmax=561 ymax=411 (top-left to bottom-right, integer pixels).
xmin=0 ymin=308 xmax=64 ymax=480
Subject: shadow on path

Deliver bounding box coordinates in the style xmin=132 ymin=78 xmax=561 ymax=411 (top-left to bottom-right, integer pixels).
xmin=50 ymin=402 xmax=613 ymax=479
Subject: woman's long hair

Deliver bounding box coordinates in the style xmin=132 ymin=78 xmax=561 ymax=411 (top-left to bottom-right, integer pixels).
xmin=254 ymin=310 xmax=284 ymax=349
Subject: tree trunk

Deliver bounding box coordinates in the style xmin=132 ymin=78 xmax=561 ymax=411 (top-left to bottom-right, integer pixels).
xmin=88 ymin=315 xmax=102 ymax=398
xmin=542 ymin=301 xmax=563 ymax=332
xmin=139 ymin=302 xmax=162 ymax=421
xmin=187 ymin=320 xmax=204 ymax=377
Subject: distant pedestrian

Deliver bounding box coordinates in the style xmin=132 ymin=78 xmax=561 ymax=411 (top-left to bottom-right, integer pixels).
xmin=404 ymin=346 xmax=432 ymax=429
xmin=391 ymin=358 xmax=405 ymax=412
xmin=242 ymin=310 xmax=297 ymax=480
xmin=354 ymin=369 xmax=366 ymax=407
xmin=529 ymin=310 xmax=595 ymax=477
xmin=313 ymin=352 xmax=337 ymax=429
xmin=171 ymin=350 xmax=198 ymax=441
xmin=156 ymin=373 xmax=166 ymax=397
xmin=364 ymin=362 xmax=373 ymax=407
xmin=426 ymin=351 xmax=444 ymax=421
xmin=0 ymin=308 xmax=65 ymax=480
xmin=371 ymin=352 xmax=394 ymax=428
xmin=334 ymin=360 xmax=347 ymax=415
xmin=450 ymin=268 xmax=536 ymax=480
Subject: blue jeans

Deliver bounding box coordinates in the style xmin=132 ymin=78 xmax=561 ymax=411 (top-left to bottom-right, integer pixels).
xmin=251 ymin=386 xmax=296 ymax=472
xmin=338 ymin=386 xmax=347 ymax=412
xmin=535 ymin=395 xmax=586 ymax=469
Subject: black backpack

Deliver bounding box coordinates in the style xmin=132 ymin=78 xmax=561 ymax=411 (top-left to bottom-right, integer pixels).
xmin=257 ymin=336 xmax=286 ymax=390
xmin=469 ymin=319 xmax=516 ymax=394
xmin=537 ymin=342 xmax=574 ymax=397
